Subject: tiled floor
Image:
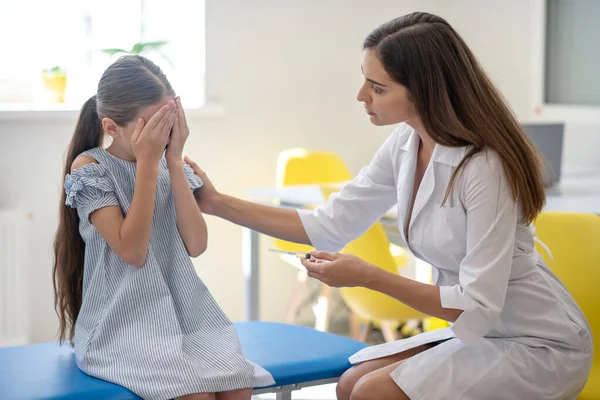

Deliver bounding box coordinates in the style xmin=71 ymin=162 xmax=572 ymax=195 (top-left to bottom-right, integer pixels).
xmin=253 ymin=382 xmax=337 ymax=400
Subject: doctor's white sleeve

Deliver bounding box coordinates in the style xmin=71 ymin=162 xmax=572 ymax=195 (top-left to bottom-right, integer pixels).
xmin=297 ymin=132 xmax=399 ymax=252
xmin=439 ymin=152 xmax=518 ymax=343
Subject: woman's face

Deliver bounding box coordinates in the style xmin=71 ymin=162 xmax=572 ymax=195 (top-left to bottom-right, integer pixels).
xmin=357 ymin=48 xmax=418 ymax=126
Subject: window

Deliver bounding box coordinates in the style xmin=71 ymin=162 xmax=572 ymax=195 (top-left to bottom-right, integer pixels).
xmin=0 ymin=0 xmax=205 ymax=109
xmin=544 ymin=0 xmax=600 ymax=106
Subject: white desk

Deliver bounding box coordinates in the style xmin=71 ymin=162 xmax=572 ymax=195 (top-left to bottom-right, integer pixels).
xmin=242 ymin=169 xmax=600 ymax=320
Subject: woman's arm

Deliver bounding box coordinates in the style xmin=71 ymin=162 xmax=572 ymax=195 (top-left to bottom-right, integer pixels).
xmin=183 ymin=156 xmax=309 ymax=243
xmin=436 ymin=151 xmax=518 ymax=343
xmin=212 ymin=193 xmax=310 ymax=244
xmin=167 ymin=159 xmax=208 ymax=256
xmin=301 ymin=251 xmax=462 ymax=322
xmin=184 ymin=126 xmax=404 ymax=251
xmin=303 ymin=151 xmax=517 ymax=343
xmin=367 ymin=269 xmax=463 ymax=322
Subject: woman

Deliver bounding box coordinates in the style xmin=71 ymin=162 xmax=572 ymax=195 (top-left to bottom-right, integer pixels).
xmin=185 ymin=12 xmax=592 ymax=400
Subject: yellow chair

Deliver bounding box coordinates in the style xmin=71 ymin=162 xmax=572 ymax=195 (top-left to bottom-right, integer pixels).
xmin=423 ymin=316 xmax=450 ymax=331
xmin=274 ymin=149 xmax=351 ymax=332
xmin=273 ymin=148 xmax=352 ymax=260
xmin=320 ymin=185 xmax=427 ymax=342
xmin=275 ymin=148 xmax=406 ymax=271
xmin=534 ymin=212 xmax=600 ymax=399
xmin=275 ymin=149 xmax=410 ymax=339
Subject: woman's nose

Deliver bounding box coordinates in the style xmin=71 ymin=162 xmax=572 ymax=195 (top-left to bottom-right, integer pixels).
xmin=357 ymin=87 xmax=368 ymax=103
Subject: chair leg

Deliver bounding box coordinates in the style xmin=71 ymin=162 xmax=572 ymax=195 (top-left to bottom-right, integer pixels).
xmin=275 ymin=391 xmax=292 ymax=400
xmin=349 ymin=312 xmax=361 ymax=340
xmin=359 ymin=322 xmax=374 ymax=343
xmin=380 ymin=321 xmax=398 ymax=343
xmin=284 ymin=270 xmax=309 ymax=324
xmin=313 ymin=284 xmax=332 ymax=332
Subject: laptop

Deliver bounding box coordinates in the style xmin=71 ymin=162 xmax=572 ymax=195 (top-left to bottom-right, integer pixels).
xmin=522 ymin=123 xmax=565 ymax=188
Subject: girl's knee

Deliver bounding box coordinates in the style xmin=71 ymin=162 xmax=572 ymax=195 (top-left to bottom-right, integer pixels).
xmin=176 ymin=393 xmax=215 ymax=400
xmin=215 ymin=387 xmax=252 ymax=400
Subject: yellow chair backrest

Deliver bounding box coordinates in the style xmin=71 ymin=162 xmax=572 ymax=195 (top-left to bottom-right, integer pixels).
xmin=534 ymin=211 xmax=600 ymax=399
xmin=273 ymin=149 xmax=352 ymax=254
xmin=276 ymin=148 xmax=352 ymax=188
xmin=320 ymin=185 xmax=426 ymax=322
xmin=274 ymin=149 xmax=423 ymax=324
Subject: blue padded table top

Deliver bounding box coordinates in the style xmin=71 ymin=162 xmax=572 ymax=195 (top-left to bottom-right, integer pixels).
xmin=0 ymin=321 xmax=368 ymax=399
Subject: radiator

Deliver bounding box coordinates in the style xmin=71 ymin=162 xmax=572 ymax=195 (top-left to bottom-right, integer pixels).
xmin=0 ymin=209 xmax=29 ymax=347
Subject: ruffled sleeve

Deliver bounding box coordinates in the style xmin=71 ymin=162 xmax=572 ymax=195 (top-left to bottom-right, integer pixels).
xmin=183 ymin=162 xmax=204 ymax=191
xmin=64 ymin=163 xmax=119 ymax=221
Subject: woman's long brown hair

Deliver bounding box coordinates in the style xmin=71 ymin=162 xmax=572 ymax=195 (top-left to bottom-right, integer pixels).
xmin=365 ymin=12 xmax=545 ymax=223
xmin=53 ymin=55 xmax=174 ymax=344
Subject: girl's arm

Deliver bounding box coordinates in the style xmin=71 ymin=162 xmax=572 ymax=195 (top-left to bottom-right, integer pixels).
xmin=167 ymin=159 xmax=207 ymax=257
xmin=164 ymin=98 xmax=208 ymax=257
xmin=76 ymin=155 xmax=159 ymax=267
xmin=83 ymin=102 xmax=176 ymax=267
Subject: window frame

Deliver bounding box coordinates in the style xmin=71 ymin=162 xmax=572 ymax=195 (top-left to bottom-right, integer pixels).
xmin=530 ymin=0 xmax=600 ymax=123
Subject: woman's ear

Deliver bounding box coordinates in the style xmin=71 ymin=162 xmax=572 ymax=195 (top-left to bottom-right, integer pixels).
xmin=101 ymin=118 xmax=120 ymax=139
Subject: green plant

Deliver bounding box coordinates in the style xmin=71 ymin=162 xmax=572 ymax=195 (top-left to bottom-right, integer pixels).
xmin=43 ymin=66 xmax=66 ymax=75
xmin=101 ymin=40 xmax=173 ymax=68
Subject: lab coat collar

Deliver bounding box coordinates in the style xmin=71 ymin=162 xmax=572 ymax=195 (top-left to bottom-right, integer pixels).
xmin=432 ymin=143 xmax=469 ymax=167
xmin=399 ymin=128 xmax=468 ymax=167
xmin=396 ymin=127 xmax=468 ymax=250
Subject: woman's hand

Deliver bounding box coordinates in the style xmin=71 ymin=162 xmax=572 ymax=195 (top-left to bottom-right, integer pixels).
xmin=165 ymin=97 xmax=189 ymax=164
xmin=183 ymin=156 xmax=221 ymax=215
xmin=300 ymin=250 xmax=381 ymax=288
xmin=132 ymin=101 xmax=176 ymax=165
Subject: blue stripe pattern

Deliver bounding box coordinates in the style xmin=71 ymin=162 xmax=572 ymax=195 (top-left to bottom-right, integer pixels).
xmin=63 ymin=147 xmax=274 ymax=399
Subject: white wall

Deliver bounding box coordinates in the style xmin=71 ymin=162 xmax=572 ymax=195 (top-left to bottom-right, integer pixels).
xmin=1 ymin=0 xmax=598 ymax=343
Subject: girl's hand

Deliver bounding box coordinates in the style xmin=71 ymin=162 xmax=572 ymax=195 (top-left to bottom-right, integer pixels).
xmin=183 ymin=156 xmax=221 ymax=215
xmin=131 ymin=101 xmax=176 ymax=165
xmin=300 ymin=251 xmax=380 ymax=288
xmin=165 ymin=97 xmax=189 ymax=164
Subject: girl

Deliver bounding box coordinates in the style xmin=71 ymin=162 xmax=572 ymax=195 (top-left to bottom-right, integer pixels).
xmin=184 ymin=12 xmax=592 ymax=400
xmin=52 ymin=55 xmax=274 ymax=400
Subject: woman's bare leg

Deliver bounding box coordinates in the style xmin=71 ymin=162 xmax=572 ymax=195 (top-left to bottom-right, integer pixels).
xmin=349 ymin=360 xmax=408 ymax=400
xmin=336 ymin=343 xmax=432 ymax=400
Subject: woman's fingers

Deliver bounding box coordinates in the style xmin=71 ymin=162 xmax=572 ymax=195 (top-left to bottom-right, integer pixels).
xmin=300 ymin=257 xmax=325 ymax=273
xmin=309 ymin=250 xmax=338 ymax=262
xmin=184 ymin=156 xmax=204 ymax=175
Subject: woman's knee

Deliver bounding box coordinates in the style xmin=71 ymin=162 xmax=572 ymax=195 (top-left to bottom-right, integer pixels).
xmin=349 ymin=375 xmax=373 ymax=400
xmin=337 ymin=366 xmax=365 ymax=400
xmin=350 ymin=375 xmax=409 ymax=400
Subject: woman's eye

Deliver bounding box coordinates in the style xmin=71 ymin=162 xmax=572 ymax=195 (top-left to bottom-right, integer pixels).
xmin=371 ymin=85 xmax=383 ymax=94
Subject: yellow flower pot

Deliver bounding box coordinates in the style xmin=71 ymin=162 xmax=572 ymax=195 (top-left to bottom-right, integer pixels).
xmin=42 ymin=71 xmax=67 ymax=103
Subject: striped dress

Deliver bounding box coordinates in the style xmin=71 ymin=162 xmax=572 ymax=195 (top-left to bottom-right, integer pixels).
xmin=64 ymin=147 xmax=274 ymax=400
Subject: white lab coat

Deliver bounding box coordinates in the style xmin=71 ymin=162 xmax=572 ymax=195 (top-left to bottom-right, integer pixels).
xmin=298 ymin=124 xmax=593 ymax=400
